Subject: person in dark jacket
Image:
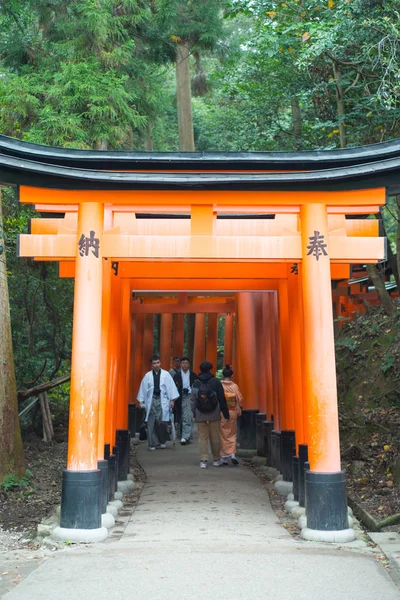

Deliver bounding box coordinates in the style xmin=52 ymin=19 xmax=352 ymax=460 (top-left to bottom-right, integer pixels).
xmin=191 ymin=361 xmax=230 ymax=469
xmin=174 ymin=357 xmax=197 ymax=445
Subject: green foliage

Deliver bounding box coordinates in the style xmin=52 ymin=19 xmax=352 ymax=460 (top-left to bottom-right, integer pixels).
xmin=2 ymin=0 xmax=400 ymax=152
xmin=0 ymin=0 xmax=169 ymax=148
xmin=1 ymin=469 xmax=32 ymax=491
xmin=381 ymin=195 xmax=398 ymax=254
xmin=336 ymin=337 xmax=358 ymax=352
xmin=2 ymin=187 xmax=73 ymax=390
xmin=155 ymin=0 xmax=224 ymax=48
xmin=194 ymin=0 xmax=400 ymax=151
xmin=381 ymin=355 xmax=395 ymax=374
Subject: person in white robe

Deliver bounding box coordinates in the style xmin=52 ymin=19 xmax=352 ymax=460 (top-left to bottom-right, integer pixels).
xmin=137 ymin=354 xmax=179 ymax=450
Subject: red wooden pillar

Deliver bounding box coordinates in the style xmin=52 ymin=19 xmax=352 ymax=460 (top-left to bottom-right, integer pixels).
xmin=98 ymin=259 xmax=111 ymax=459
xmin=262 ymin=293 xmax=273 ymax=421
xmin=269 ymin=291 xmax=281 ymax=430
xmin=160 ymin=313 xmax=173 ymax=370
xmin=193 ymin=313 xmax=206 ymax=372
xmin=59 ymin=202 xmax=107 ymax=536
xmin=223 ymin=313 xmax=234 ymax=366
xmin=288 ymin=267 xmax=304 ymax=448
xmin=105 ymin=276 xmax=122 ymax=447
xmin=300 ymin=204 xmax=340 ymax=472
xmin=278 ymin=279 xmax=295 ymax=430
xmin=206 ymin=313 xmax=218 ymax=369
xmin=116 ymin=279 xmax=131 ymax=430
xmin=297 ymin=268 xmax=309 ymax=446
xmin=68 ymin=202 xmax=104 ymax=470
xmin=254 ymin=292 xmax=267 ymax=414
xmin=300 ymin=203 xmax=351 ymax=539
xmin=236 ymin=293 xmax=258 ymax=409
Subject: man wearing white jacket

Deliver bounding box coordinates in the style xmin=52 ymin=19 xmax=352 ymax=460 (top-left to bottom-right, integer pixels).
xmin=137 ymin=354 xmax=179 ymax=450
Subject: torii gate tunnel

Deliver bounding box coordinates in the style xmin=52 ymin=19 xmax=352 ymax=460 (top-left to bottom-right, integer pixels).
xmin=2 ymin=134 xmax=397 ymax=542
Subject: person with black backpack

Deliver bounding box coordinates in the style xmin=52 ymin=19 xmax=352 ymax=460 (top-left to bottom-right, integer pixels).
xmin=191 ymin=361 xmax=230 ymax=469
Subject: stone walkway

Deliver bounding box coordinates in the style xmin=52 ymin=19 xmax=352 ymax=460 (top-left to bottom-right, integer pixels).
xmin=3 ymin=438 xmax=400 ymax=599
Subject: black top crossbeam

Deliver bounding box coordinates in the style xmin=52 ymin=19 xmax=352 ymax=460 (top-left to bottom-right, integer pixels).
xmin=0 ymin=134 xmax=400 ymax=192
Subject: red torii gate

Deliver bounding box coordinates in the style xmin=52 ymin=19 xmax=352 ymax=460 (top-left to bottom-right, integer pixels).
xmin=0 ymin=133 xmax=392 ymax=543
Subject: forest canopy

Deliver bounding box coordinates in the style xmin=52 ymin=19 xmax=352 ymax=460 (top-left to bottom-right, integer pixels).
xmin=1 ymin=0 xmax=400 ymax=153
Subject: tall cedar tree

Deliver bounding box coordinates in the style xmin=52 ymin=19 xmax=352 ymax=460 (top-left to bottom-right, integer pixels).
xmin=0 ymin=190 xmax=25 ymax=479
xmin=154 ymin=0 xmax=224 ymax=151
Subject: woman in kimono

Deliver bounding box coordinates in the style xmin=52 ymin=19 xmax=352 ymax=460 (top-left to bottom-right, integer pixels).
xmin=220 ymin=364 xmax=243 ymax=465
xmin=137 ymin=354 xmax=179 ymax=450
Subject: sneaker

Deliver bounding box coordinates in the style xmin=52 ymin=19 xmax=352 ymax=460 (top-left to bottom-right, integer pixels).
xmin=200 ymin=461 xmax=207 ymax=469
xmin=148 ymin=446 xmax=156 ymax=451
xmin=180 ymin=438 xmax=187 ymax=445
xmin=213 ymin=459 xmax=223 ymax=467
xmin=231 ymin=455 xmax=239 ymax=465
xmin=222 ymin=458 xmax=229 ymax=466
xmin=159 ymin=444 xmax=166 ymax=449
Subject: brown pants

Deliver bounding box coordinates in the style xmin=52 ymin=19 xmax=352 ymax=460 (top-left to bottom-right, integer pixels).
xmin=197 ymin=421 xmax=221 ymax=462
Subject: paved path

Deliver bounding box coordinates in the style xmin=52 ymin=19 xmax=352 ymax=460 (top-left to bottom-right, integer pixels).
xmin=3 ymin=439 xmax=400 ymax=600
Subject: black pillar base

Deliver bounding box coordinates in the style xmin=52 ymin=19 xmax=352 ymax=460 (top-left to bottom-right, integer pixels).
xmin=305 ymin=470 xmax=348 ymax=531
xmin=281 ymin=430 xmax=296 ymax=482
xmin=112 ymin=445 xmax=119 ymax=489
xmin=256 ymin=413 xmax=267 ymax=456
xmin=60 ymin=469 xmax=101 ymax=530
xmin=298 ymin=444 xmax=308 ymax=507
xmin=107 ymin=454 xmax=116 ymax=501
xmin=97 ymin=460 xmax=109 ymax=515
xmin=292 ymin=456 xmax=299 ymax=502
xmin=116 ymin=429 xmax=130 ymax=481
xmin=104 ymin=443 xmax=110 ymax=460
xmin=239 ymin=409 xmax=258 ymax=449
xmin=128 ymin=404 xmax=137 ymax=438
xmin=263 ymin=421 xmax=274 ymax=463
xmin=270 ymin=431 xmax=282 ymax=471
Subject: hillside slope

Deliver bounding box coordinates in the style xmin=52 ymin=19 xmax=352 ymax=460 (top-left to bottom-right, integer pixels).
xmin=336 ymin=306 xmax=400 ymax=525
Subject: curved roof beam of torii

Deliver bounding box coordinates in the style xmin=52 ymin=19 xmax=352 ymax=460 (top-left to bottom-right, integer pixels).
xmin=1 ymin=151 xmax=400 ymax=192
xmin=3 ymin=133 xmax=400 ymax=171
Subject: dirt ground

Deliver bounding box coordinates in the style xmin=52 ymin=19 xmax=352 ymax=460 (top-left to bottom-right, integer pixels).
xmin=341 ymin=425 xmax=400 ymax=527
xmin=0 ymin=435 xmax=66 ymax=535
xmin=0 ymin=435 xmax=147 ymax=544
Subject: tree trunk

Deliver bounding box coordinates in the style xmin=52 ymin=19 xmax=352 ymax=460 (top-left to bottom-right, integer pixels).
xmin=366 ymin=264 xmax=396 ymax=317
xmin=291 ymin=98 xmax=302 ymax=137
xmin=176 ymin=42 xmax=195 ymax=152
xmin=18 ymin=373 xmax=70 ymax=402
xmin=145 ymin=122 xmax=153 ymax=151
xmin=0 ymin=188 xmax=26 ymax=480
xmin=192 ymin=50 xmax=208 ymax=97
xmin=39 ymin=391 xmax=54 ymax=442
xmin=333 ymin=63 xmax=347 ymax=149
xmin=94 ymin=139 xmax=108 ymax=150
xmin=376 ymin=513 xmax=400 ymax=530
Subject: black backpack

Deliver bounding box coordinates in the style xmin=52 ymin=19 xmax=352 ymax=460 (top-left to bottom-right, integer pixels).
xmin=194 ymin=379 xmax=218 ymax=413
